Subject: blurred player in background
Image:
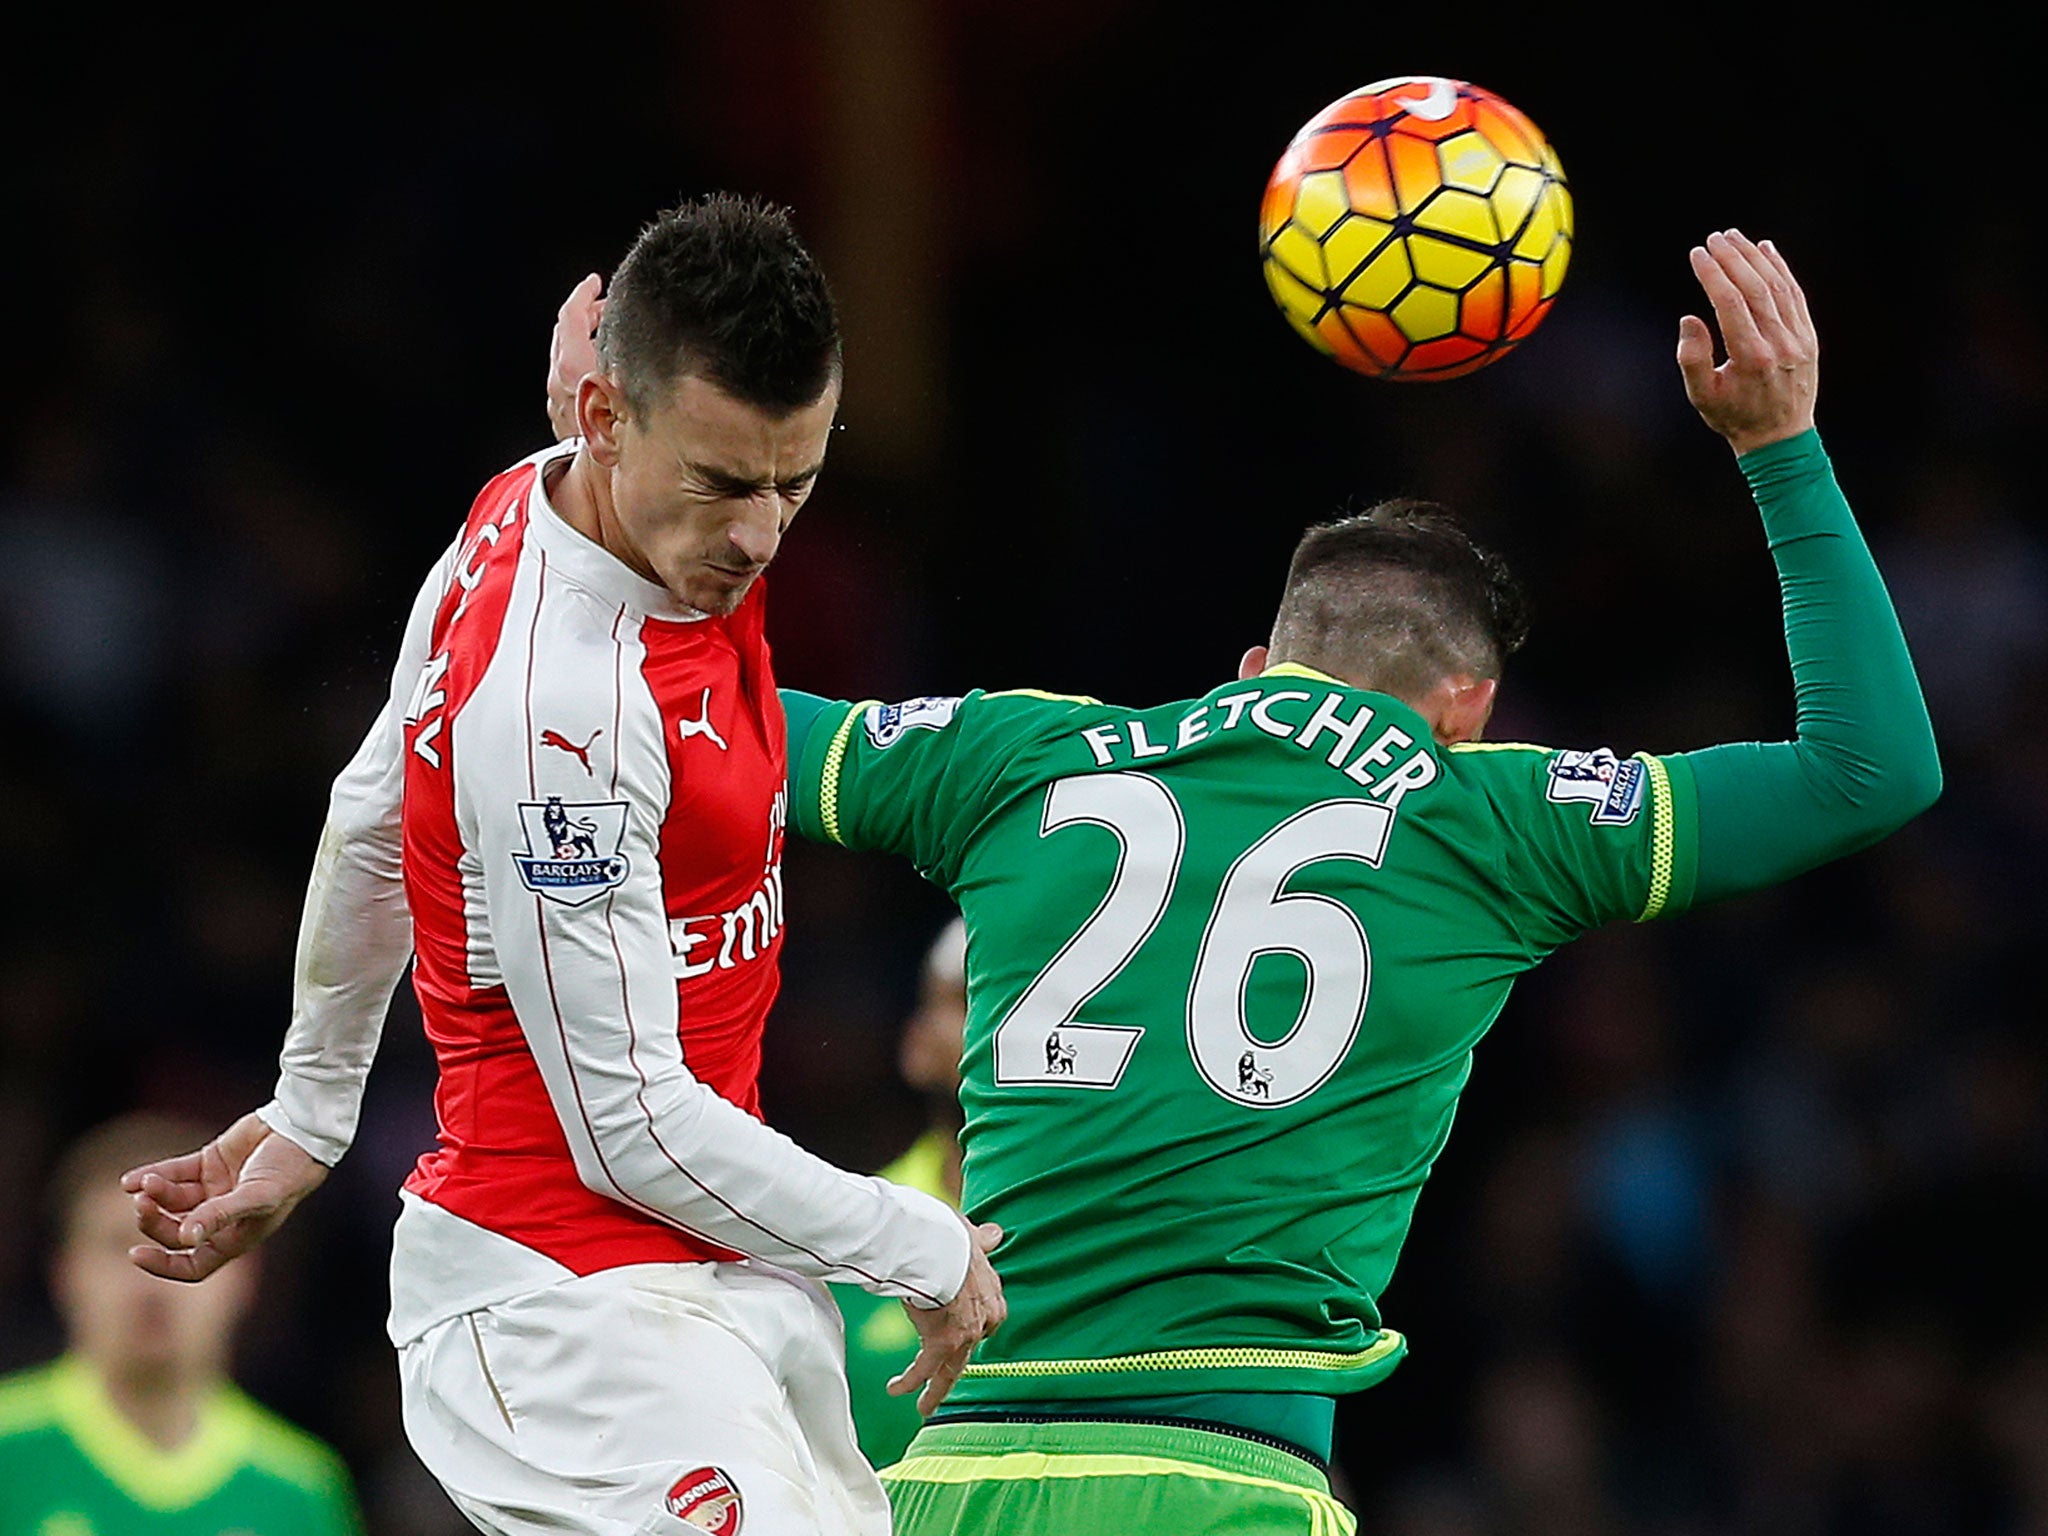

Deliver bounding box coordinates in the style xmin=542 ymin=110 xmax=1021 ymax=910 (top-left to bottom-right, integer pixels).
xmin=123 ymin=193 xmax=1003 ymax=1536
xmin=772 ymin=233 xmax=1942 ymax=1532
xmin=0 ymin=1112 xmax=362 ymax=1535
xmin=832 ymin=915 xmax=969 ymax=1469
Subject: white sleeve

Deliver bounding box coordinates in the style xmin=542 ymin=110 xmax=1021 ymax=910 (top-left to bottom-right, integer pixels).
xmin=464 ymin=667 xmax=971 ymax=1306
xmin=256 ymin=542 xmax=455 ymax=1166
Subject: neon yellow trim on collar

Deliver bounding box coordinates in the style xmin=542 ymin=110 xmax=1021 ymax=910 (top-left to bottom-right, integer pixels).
xmin=48 ymin=1356 xmax=250 ymax=1512
xmin=1259 ymin=662 xmax=1349 ymax=686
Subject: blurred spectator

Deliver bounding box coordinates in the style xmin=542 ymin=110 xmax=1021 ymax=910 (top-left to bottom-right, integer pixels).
xmin=0 ymin=1112 xmax=364 ymax=1535
xmin=833 ymin=914 xmax=968 ymax=1469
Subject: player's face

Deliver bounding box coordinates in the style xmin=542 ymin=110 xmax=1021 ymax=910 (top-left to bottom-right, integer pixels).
xmin=610 ymin=373 xmax=838 ymax=616
xmin=54 ymin=1185 xmax=253 ymax=1382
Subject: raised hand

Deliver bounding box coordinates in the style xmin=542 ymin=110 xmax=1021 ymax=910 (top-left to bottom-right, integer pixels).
xmin=889 ymin=1219 xmax=1008 ymax=1415
xmin=1676 ymin=230 xmax=1818 ymax=455
xmin=546 ymin=272 xmax=605 ymax=442
xmin=122 ymin=1111 xmax=328 ymax=1283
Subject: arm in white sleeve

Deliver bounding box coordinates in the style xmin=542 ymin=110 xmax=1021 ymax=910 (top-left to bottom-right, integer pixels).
xmin=256 ymin=541 xmax=456 ymax=1166
xmin=465 ymin=703 xmax=971 ymax=1306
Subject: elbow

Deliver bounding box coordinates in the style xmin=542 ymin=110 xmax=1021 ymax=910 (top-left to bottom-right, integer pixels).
xmin=1898 ymin=741 xmax=1944 ymax=823
xmin=1847 ymin=735 xmax=1944 ymax=844
xmin=569 ymin=1131 xmax=652 ymax=1208
xmin=571 ymin=1145 xmax=626 ymax=1203
xmin=568 ymin=1082 xmax=710 ymax=1207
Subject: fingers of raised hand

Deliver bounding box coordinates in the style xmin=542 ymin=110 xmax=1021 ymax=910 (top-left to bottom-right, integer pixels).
xmin=1757 ymin=239 xmax=1817 ymax=346
xmin=557 ymin=272 xmax=603 ymax=324
xmin=131 ymin=1190 xmax=194 ymax=1250
xmin=1713 ymin=231 xmax=1808 ymax=366
xmin=121 ymin=1153 xmax=205 ymax=1197
xmin=129 ymin=1167 xmax=208 ymax=1213
xmin=129 ymin=1240 xmax=232 ymax=1284
xmin=1693 ymin=236 xmax=1773 ymax=366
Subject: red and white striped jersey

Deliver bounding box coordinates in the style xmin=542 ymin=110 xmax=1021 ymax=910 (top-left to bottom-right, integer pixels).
xmin=257 ymin=442 xmax=966 ymax=1343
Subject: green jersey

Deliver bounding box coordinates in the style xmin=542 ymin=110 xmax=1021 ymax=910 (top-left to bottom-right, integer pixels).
xmin=792 ymin=669 xmax=1698 ymax=1402
xmin=0 ymin=1356 xmax=364 ymax=1536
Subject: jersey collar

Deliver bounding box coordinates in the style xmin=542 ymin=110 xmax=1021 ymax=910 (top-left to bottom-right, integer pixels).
xmin=524 ymin=439 xmax=715 ymax=623
xmin=48 ymin=1354 xmax=250 ymax=1511
xmin=1261 ymin=661 xmax=1350 ymax=687
xmin=1258 ymin=662 xmax=1440 ymax=745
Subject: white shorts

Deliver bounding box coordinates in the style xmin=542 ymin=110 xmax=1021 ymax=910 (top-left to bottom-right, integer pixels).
xmin=399 ymin=1260 xmax=894 ymax=1536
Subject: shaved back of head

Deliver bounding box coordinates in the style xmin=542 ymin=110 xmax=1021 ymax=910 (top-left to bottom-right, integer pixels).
xmin=1269 ymin=500 xmax=1529 ymax=703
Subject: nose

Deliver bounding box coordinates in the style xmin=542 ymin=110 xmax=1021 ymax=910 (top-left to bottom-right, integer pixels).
xmin=727 ymin=494 xmax=782 ymax=568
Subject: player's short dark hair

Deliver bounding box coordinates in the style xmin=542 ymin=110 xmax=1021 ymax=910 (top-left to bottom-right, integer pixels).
xmin=46 ymin=1110 xmax=215 ymax=1239
xmin=596 ymin=191 xmax=842 ymax=418
xmin=1269 ymin=500 xmax=1530 ymax=703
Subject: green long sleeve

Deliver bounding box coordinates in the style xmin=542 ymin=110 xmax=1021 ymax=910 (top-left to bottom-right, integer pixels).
xmin=1679 ymin=431 xmax=1942 ymax=906
xmin=781 ymin=687 xmax=839 ymax=779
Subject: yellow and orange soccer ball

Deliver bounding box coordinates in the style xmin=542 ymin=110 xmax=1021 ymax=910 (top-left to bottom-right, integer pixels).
xmin=1260 ymin=76 xmax=1572 ymax=380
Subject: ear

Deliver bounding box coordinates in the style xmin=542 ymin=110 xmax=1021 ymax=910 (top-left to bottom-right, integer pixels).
xmin=1238 ymin=645 xmax=1270 ymax=681
xmin=578 ymin=374 xmax=630 ymax=466
xmin=1425 ymin=675 xmax=1499 ymax=746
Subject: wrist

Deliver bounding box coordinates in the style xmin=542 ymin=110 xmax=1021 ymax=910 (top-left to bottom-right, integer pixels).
xmin=255 ymin=1099 xmax=346 ymax=1169
xmin=1725 ymin=419 xmax=1817 ymax=459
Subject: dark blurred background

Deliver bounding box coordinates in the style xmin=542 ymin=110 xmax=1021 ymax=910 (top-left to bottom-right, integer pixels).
xmin=2 ymin=7 xmax=2042 ymax=1533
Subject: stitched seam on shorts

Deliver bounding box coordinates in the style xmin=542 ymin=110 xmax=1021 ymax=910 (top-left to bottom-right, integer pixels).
xmin=466 ymin=1314 xmax=516 ymax=1438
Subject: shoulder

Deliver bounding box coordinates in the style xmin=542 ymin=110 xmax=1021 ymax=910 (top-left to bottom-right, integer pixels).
xmin=0 ymin=1363 xmax=61 ymax=1437
xmin=1443 ymin=740 xmax=1557 ymax=783
xmin=1450 ymin=739 xmax=1665 ymax=830
xmin=219 ymin=1392 xmax=356 ymax=1500
xmin=850 ymin=687 xmax=1112 ymax=751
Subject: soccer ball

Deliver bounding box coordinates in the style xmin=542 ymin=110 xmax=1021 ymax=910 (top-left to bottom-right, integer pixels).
xmin=1259 ymin=76 xmax=1572 ymax=381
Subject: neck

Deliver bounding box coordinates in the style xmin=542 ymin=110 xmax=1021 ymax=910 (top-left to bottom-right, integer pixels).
xmin=549 ymin=449 xmax=660 ymax=584
xmin=86 ymin=1355 xmax=209 ymax=1452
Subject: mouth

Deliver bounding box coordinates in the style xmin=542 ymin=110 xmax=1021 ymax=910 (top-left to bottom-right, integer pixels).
xmin=703 ymin=563 xmax=763 ymax=584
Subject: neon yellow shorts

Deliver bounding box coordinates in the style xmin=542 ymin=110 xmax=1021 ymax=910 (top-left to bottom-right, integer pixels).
xmin=882 ymin=1418 xmax=1355 ymax=1535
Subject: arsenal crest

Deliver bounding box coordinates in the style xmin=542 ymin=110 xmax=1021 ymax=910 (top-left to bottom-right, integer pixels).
xmin=665 ymin=1466 xmax=742 ymax=1533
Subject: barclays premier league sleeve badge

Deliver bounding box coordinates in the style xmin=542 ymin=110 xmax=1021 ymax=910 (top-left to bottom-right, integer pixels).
xmin=512 ymin=796 xmax=631 ymax=905
xmin=863 ymin=695 xmax=962 ymax=748
xmin=1545 ymin=748 xmax=1646 ymax=826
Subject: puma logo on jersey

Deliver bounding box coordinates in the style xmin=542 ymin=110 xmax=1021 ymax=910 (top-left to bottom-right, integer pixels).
xmin=676 ymin=689 xmax=728 ymax=751
xmin=540 ymin=728 xmax=601 ymax=774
